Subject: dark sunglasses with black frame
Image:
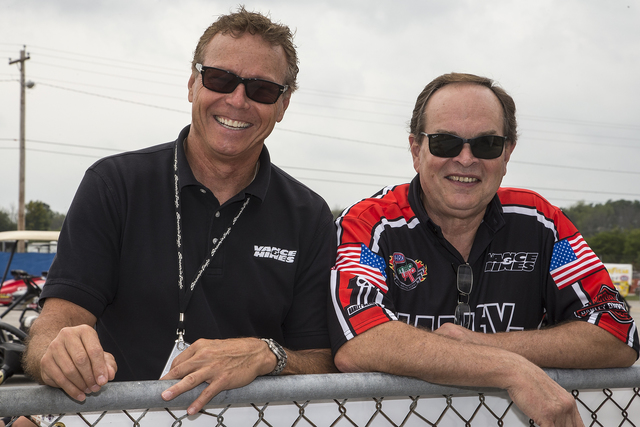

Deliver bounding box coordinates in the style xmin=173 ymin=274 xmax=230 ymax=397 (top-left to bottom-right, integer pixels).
xmin=195 ymin=63 xmax=289 ymax=105
xmin=420 ymin=132 xmax=507 ymax=160
xmin=454 ymin=263 xmax=473 ymax=329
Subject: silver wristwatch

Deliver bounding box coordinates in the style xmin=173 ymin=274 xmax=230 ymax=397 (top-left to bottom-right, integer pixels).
xmin=260 ymin=338 xmax=287 ymax=376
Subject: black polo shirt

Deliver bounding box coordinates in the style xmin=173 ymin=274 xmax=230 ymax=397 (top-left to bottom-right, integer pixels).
xmin=42 ymin=125 xmax=336 ymax=381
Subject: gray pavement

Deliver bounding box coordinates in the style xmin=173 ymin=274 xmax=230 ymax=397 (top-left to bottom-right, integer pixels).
xmin=1 ymin=303 xmax=29 ymax=328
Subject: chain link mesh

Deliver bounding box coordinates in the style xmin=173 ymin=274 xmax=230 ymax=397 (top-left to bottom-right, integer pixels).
xmin=6 ymin=387 xmax=639 ymax=427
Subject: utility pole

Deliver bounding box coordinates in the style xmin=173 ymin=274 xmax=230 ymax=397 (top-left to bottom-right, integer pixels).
xmin=9 ymin=46 xmax=31 ymax=252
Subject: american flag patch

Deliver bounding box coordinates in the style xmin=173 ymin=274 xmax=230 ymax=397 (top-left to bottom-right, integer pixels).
xmin=336 ymin=243 xmax=388 ymax=291
xmin=550 ymin=234 xmax=604 ymax=289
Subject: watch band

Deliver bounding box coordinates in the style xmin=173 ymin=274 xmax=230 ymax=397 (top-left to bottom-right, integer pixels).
xmin=260 ymin=338 xmax=287 ymax=376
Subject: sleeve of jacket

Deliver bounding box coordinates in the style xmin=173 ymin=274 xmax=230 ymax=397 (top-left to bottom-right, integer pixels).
xmin=328 ymin=203 xmax=399 ymax=355
xmin=545 ymin=207 xmax=639 ymax=356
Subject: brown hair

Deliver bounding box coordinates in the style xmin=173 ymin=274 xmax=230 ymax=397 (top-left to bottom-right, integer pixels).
xmin=192 ymin=6 xmax=299 ymax=92
xmin=409 ymin=73 xmax=517 ymax=146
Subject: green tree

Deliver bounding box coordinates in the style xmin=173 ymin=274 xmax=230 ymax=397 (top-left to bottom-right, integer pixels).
xmin=564 ymin=200 xmax=640 ymax=238
xmin=0 ymin=208 xmax=16 ymax=232
xmin=623 ymin=229 xmax=640 ymax=270
xmin=586 ymin=228 xmax=626 ymax=263
xmin=50 ymin=211 xmax=66 ymax=231
xmin=26 ymin=200 xmax=53 ymax=231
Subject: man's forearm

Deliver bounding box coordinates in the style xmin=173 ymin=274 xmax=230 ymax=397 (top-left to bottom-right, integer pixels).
xmin=22 ymin=310 xmax=75 ymax=383
xmin=23 ymin=327 xmax=51 ymax=383
xmin=439 ymin=321 xmax=637 ymax=369
xmin=282 ymin=348 xmax=337 ymax=375
xmin=334 ymin=321 xmax=526 ymax=388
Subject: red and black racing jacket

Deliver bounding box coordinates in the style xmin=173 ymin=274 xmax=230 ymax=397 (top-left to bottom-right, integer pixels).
xmin=329 ymin=175 xmax=638 ymax=357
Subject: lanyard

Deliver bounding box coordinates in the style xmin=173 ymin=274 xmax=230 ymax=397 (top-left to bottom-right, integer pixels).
xmin=172 ymin=143 xmax=250 ymax=347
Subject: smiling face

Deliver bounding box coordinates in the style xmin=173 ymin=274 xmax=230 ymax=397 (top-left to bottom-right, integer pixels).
xmin=186 ymin=32 xmax=290 ymax=167
xmin=409 ymin=83 xmax=515 ymax=224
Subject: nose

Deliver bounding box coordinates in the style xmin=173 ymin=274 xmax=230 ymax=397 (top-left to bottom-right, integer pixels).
xmin=454 ymin=143 xmax=477 ymax=166
xmin=225 ymin=82 xmax=251 ymax=108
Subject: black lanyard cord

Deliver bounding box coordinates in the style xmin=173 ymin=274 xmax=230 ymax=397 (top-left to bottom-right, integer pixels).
xmin=173 ymin=143 xmax=251 ymax=342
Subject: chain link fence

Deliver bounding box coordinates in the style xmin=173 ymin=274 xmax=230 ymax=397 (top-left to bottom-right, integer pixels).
xmin=1 ymin=368 xmax=639 ymax=426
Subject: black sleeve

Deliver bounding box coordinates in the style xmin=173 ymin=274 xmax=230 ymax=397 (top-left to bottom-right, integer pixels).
xmin=281 ymin=203 xmax=336 ymax=350
xmin=40 ymin=167 xmax=123 ymax=318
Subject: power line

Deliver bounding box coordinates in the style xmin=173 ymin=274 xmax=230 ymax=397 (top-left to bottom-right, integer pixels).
xmin=521 ymin=114 xmax=640 ymax=131
xmin=296 ymin=176 xmax=391 ymax=187
xmin=27 ymin=45 xmax=185 ymax=73
xmin=28 ymin=76 xmax=185 ymax=100
xmin=523 ymin=136 xmax=640 ymax=150
xmin=299 ymin=88 xmax=411 ymax=106
xmin=510 ymin=160 xmax=640 ymax=175
xmin=7 ymin=140 xmax=635 ymax=196
xmin=34 ymin=61 xmax=182 ymax=87
xmin=276 ymin=128 xmax=406 ymax=149
xmin=4 ymin=145 xmax=638 ymax=200
xmin=522 ymin=128 xmax=640 ymax=142
xmin=34 ymin=53 xmax=184 ymax=77
xmin=3 ymin=132 xmax=640 ymax=177
xmin=509 ymin=185 xmax=640 ymax=198
xmin=281 ymin=165 xmax=410 ymax=180
xmin=287 ymin=109 xmax=405 ymax=126
xmin=36 ymin=80 xmax=639 ymax=150
xmin=37 ymin=82 xmax=190 ymax=114
xmin=0 ymin=137 xmax=123 ymax=152
xmin=2 ymin=146 xmax=103 ymax=159
xmin=8 ymin=45 xmax=640 ymax=133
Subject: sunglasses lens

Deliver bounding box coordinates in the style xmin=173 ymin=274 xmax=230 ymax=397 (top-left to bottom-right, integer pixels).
xmin=201 ymin=66 xmax=283 ymax=104
xmin=472 ymin=136 xmax=505 ymax=159
xmin=428 ymin=134 xmax=463 ymax=158
xmin=202 ymin=68 xmax=239 ymax=94
xmin=427 ymin=134 xmax=505 ymax=159
xmin=244 ymin=81 xmax=282 ymax=104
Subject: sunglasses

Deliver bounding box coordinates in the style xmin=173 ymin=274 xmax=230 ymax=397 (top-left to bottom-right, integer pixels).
xmin=420 ymin=132 xmax=507 ymax=160
xmin=454 ymin=263 xmax=473 ymax=329
xmin=195 ymin=63 xmax=288 ymax=105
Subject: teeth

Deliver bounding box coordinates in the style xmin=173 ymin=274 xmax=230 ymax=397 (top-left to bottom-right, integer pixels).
xmin=216 ymin=116 xmax=251 ymax=129
xmin=448 ymin=176 xmax=478 ymax=183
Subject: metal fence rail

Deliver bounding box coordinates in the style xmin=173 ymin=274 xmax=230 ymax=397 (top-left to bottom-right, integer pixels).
xmin=1 ymin=367 xmax=639 ymax=426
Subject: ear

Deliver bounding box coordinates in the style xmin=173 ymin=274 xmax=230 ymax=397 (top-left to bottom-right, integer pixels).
xmin=409 ymin=134 xmax=422 ymax=173
xmin=188 ymin=73 xmax=196 ymax=103
xmin=502 ymin=140 xmax=516 ymax=176
xmin=276 ymin=91 xmax=291 ymax=123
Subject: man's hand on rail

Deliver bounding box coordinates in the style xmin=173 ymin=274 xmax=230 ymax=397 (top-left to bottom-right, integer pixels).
xmin=24 ymin=298 xmax=117 ymax=402
xmin=39 ymin=324 xmax=117 ymax=401
xmin=504 ymin=361 xmax=584 ymax=427
xmin=160 ymin=337 xmax=276 ymax=415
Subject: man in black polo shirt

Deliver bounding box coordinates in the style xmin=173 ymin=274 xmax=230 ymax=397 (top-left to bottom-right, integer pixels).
xmin=24 ymin=7 xmax=336 ymax=416
xmin=329 ymin=73 xmax=638 ymax=425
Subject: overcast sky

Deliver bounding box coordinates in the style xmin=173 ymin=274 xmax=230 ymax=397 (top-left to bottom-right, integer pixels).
xmin=1 ymin=0 xmax=639 ymax=216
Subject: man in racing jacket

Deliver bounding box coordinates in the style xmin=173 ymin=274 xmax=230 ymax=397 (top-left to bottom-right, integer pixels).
xmin=329 ymin=72 xmax=638 ymax=427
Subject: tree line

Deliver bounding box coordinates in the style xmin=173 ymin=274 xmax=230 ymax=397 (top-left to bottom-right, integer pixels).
xmin=564 ymin=200 xmax=640 ymax=271
xmin=0 ymin=201 xmax=66 ymax=232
